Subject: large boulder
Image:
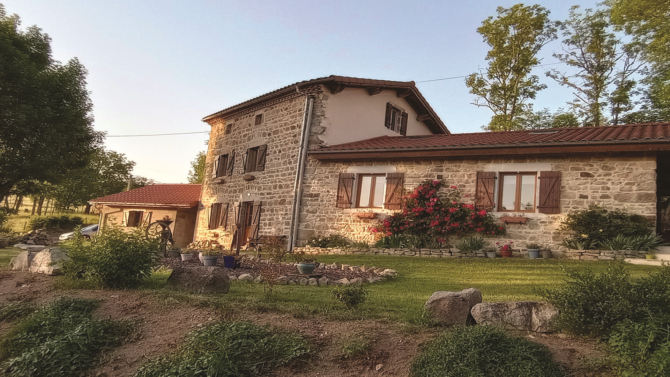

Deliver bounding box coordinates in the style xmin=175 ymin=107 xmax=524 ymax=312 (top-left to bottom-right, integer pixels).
xmin=167 ymin=266 xmax=230 ymax=294
xmin=425 ymin=288 xmax=482 ymax=326
xmin=29 ymin=248 xmax=69 ymax=275
xmin=470 ymin=301 xmax=559 ymax=332
xmin=9 ymin=251 xmax=37 ymax=271
xmin=14 ymin=244 xmax=46 ymax=252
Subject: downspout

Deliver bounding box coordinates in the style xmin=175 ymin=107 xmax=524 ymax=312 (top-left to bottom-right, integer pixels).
xmin=288 ymin=95 xmax=315 ymax=251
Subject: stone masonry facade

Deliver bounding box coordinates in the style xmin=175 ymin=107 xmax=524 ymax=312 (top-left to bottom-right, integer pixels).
xmin=298 ymin=155 xmax=657 ymax=255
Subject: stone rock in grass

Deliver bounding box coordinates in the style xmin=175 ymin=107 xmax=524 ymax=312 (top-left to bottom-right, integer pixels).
xmin=10 ymin=251 xmax=37 ymax=272
xmin=341 ymin=264 xmax=351 ymax=271
xmin=228 ymin=275 xmax=238 ymax=281
xmin=425 ymin=288 xmax=482 ymax=326
xmin=308 ymin=278 xmax=318 ymax=286
xmin=318 ymin=276 xmax=329 ymax=286
xmin=287 ymin=279 xmax=296 ymax=285
xmin=238 ymin=274 xmax=254 ymax=281
xmin=335 ymin=278 xmax=350 ymax=286
xmin=29 ymin=248 xmax=69 ymax=275
xmin=349 ymin=278 xmax=363 ymax=285
xmin=380 ymin=269 xmax=398 ymax=278
xmin=470 ymin=301 xmax=558 ymax=332
xmin=167 ymin=266 xmax=230 ymax=294
xmin=253 ymin=275 xmax=264 ymax=283
xmin=277 ymin=276 xmax=289 ymax=285
xmin=299 ymin=278 xmax=309 ymax=286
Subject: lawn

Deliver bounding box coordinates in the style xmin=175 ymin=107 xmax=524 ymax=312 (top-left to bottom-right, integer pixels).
xmin=145 ymin=255 xmax=663 ymax=324
xmin=6 ymin=213 xmax=99 ymax=233
xmin=0 ymin=247 xmax=22 ymax=266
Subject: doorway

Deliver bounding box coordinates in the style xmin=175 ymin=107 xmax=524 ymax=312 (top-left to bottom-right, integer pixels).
xmin=658 ymin=153 xmax=670 ymax=242
xmin=240 ymin=202 xmax=254 ymax=246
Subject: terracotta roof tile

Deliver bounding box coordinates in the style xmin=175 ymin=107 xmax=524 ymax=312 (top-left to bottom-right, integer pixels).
xmin=90 ymin=184 xmax=201 ymax=207
xmin=312 ymin=123 xmax=670 ymax=153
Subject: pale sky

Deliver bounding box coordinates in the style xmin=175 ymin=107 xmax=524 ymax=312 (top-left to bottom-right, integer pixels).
xmin=4 ymin=0 xmax=600 ymax=183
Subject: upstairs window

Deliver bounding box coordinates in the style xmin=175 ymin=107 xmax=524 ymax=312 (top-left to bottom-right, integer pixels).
xmin=225 ymin=124 xmax=233 ymax=134
xmin=384 ymin=103 xmax=408 ymax=136
xmin=498 ymin=173 xmax=536 ymax=212
xmin=255 ymin=114 xmax=263 ymax=126
xmin=244 ymin=145 xmax=267 ymax=173
xmin=214 ymin=154 xmax=228 ymax=178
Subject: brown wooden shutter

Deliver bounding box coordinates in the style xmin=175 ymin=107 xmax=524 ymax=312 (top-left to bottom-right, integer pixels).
xmin=123 ymin=211 xmax=129 ymax=226
xmin=256 ymin=144 xmax=267 ymax=171
xmin=219 ymin=202 xmax=229 ymax=230
xmin=384 ymin=103 xmax=393 ymax=129
xmin=232 ymin=202 xmax=241 ymax=231
xmin=384 ymin=172 xmax=404 ymax=210
xmin=475 ymin=172 xmax=496 ymax=211
xmin=212 ymin=157 xmax=219 ymax=178
xmin=136 ymin=212 xmax=143 ymax=227
xmin=142 ymin=211 xmax=153 ymax=227
xmin=226 ymin=151 xmax=235 ymax=176
xmin=336 ymin=173 xmax=355 ymax=208
xmin=216 ymin=155 xmax=227 ymax=177
xmin=249 ymin=201 xmax=262 ymax=241
xmin=400 ymin=112 xmax=408 ymax=136
xmin=242 ymin=150 xmax=249 ymax=173
xmin=208 ymin=204 xmax=220 ymax=230
xmin=538 ymin=171 xmax=561 ymax=214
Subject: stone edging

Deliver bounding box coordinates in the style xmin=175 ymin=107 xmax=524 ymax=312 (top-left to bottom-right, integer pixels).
xmin=228 ymin=258 xmax=398 ymax=286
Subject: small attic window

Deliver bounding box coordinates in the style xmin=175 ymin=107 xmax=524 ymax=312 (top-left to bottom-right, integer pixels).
xmin=255 ymin=114 xmax=263 ymax=126
xmin=225 ymin=124 xmax=233 ymax=134
xmin=529 ymin=129 xmax=560 ymax=135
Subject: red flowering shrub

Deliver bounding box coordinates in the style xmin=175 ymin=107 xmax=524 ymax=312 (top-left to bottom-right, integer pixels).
xmin=371 ymin=180 xmax=505 ymax=244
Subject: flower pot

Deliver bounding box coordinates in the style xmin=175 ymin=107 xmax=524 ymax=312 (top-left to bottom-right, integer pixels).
xmin=500 ymin=249 xmax=513 ymax=258
xmin=528 ymin=249 xmax=540 ymax=259
xmin=486 ymin=251 xmax=497 ymax=258
xmin=223 ymin=255 xmax=236 ymax=268
xmin=166 ymin=250 xmax=180 ymax=258
xmin=646 ymin=253 xmax=656 ymax=260
xmin=201 ymin=255 xmax=218 ymax=266
xmin=541 ymin=250 xmax=552 ymax=259
xmin=297 ymin=262 xmax=316 ymax=275
xmin=198 ymin=252 xmax=203 ymax=263
xmin=180 ymin=253 xmax=194 ymax=261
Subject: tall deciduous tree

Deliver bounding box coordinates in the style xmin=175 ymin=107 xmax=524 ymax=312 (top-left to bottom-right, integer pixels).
xmin=187 ymin=151 xmax=206 ymax=184
xmin=0 ymin=5 xmax=102 ymax=202
xmin=466 ymin=4 xmax=557 ymax=131
xmin=608 ymin=0 xmax=670 ymax=110
xmin=546 ymin=6 xmax=644 ymax=126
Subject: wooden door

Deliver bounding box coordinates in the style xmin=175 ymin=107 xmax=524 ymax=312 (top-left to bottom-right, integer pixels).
xmin=240 ymin=202 xmax=254 ymax=246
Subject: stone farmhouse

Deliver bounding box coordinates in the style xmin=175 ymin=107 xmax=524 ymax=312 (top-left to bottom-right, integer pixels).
xmin=196 ymin=75 xmax=670 ymax=254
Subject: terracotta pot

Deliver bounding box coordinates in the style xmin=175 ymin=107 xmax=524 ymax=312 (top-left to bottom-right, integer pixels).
xmin=500 ymin=249 xmax=513 ymax=258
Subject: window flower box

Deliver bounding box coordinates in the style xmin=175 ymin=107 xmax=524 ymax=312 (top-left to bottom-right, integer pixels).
xmin=354 ymin=212 xmax=378 ymax=219
xmin=499 ymin=216 xmax=528 ymax=225
xmin=243 ymin=174 xmax=255 ymax=181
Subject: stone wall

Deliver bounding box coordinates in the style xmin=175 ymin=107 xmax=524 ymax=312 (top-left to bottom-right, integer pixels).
xmin=196 ymin=86 xmax=324 ymax=246
xmin=298 ymin=155 xmax=657 ymax=253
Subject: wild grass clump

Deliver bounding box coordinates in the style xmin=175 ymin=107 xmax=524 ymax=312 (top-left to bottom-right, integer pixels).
xmin=608 ymin=315 xmax=670 ymax=376
xmin=134 ymin=322 xmax=309 ymax=377
xmin=339 ymin=334 xmax=373 ymax=359
xmin=0 ymin=302 xmax=36 ymax=322
xmin=28 ymin=214 xmax=85 ymax=231
xmin=538 ymin=262 xmax=670 ymax=336
xmin=332 ymin=284 xmax=369 ymax=310
xmin=0 ymin=297 xmax=133 ymax=377
xmin=411 ymin=326 xmax=566 ymax=377
xmin=61 ymin=226 xmax=160 ymax=288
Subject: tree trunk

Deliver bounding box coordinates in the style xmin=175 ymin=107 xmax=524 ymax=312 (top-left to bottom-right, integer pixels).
xmin=13 ymin=196 xmax=23 ymax=212
xmin=31 ymin=199 xmax=37 ymax=215
xmin=38 ymin=197 xmax=46 ymax=216
xmin=84 ymin=204 xmax=91 ymax=214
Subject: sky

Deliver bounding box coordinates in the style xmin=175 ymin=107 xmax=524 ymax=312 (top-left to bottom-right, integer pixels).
xmin=4 ymin=0 xmax=601 ymax=183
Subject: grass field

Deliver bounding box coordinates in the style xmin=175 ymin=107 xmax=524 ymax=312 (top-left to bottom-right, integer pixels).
xmin=6 ymin=213 xmax=99 ymax=233
xmin=0 ymin=248 xmax=22 ymax=266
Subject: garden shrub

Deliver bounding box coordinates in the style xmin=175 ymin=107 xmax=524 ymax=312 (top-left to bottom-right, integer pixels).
xmin=560 ymin=204 xmax=653 ymax=249
xmin=0 ymin=297 xmax=132 ymax=377
xmin=456 ymin=235 xmax=486 ymax=252
xmin=374 ymin=235 xmax=404 ymax=248
xmin=608 ymin=316 xmax=670 ymax=376
xmin=28 ymin=214 xmax=85 ymax=231
xmin=538 ymin=263 xmax=670 ymax=336
xmin=339 ymin=334 xmax=373 ymax=359
xmin=371 ymin=180 xmax=505 ymax=244
xmin=134 ymin=322 xmax=309 ymax=377
xmin=332 ymin=284 xmax=369 ymax=310
xmin=306 ymin=234 xmax=350 ymax=248
xmin=263 ymin=236 xmax=288 ymax=262
xmin=61 ymin=226 xmax=160 ymax=288
xmin=0 ymin=302 xmax=35 ymax=322
xmin=411 ymin=325 xmax=565 ymax=377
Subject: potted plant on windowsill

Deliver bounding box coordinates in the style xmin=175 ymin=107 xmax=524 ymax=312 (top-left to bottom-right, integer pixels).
xmin=526 ymin=242 xmax=542 ymax=259
xmin=200 ymin=249 xmax=220 ymax=266
xmin=496 ymin=240 xmax=514 ymax=258
xmin=291 ymin=249 xmax=319 ymax=275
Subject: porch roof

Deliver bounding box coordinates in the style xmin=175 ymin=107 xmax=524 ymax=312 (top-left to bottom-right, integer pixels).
xmin=89 ymin=184 xmax=201 ymax=208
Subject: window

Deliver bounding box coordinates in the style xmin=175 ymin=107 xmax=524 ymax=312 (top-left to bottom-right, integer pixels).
xmin=255 ymin=114 xmax=263 ymax=125
xmin=384 ymin=103 xmax=408 ymax=135
xmin=214 ymin=154 xmax=228 ymax=178
xmin=225 ymin=124 xmax=232 ymax=134
xmin=246 ymin=147 xmax=258 ymax=172
xmin=126 ymin=211 xmax=143 ymax=227
xmin=498 ymin=173 xmax=536 ymax=212
xmin=356 ymin=174 xmax=386 ymax=208
xmin=244 ymin=145 xmax=267 ymax=173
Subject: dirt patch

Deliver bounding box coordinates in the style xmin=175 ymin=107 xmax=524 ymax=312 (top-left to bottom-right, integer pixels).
xmin=0 ymin=271 xmax=612 ymax=377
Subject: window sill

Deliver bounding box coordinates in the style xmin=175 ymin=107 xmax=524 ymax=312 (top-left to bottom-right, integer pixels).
xmin=243 ymin=174 xmax=255 ymax=181
xmin=353 ymin=212 xmax=378 ymax=219
xmin=499 ymin=216 xmax=528 ymax=225
xmin=212 ymin=177 xmax=225 ymax=184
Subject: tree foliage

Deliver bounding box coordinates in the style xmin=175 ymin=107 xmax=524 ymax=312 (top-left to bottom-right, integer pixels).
xmin=187 ymin=151 xmax=206 ymax=184
xmin=0 ymin=5 xmax=102 ymax=201
xmin=466 ymin=4 xmax=557 ymax=131
xmin=546 ymin=6 xmax=644 ymax=126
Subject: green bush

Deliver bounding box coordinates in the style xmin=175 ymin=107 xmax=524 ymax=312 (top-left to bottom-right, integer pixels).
xmin=560 ymin=205 xmax=653 ymax=248
xmin=456 ymin=235 xmax=486 ymax=252
xmin=538 ymin=263 xmax=670 ymax=336
xmin=608 ymin=316 xmax=670 ymax=376
xmin=28 ymin=214 xmax=85 ymax=231
xmin=0 ymin=208 xmax=9 ymax=227
xmin=134 ymin=322 xmax=309 ymax=377
xmin=332 ymin=285 xmax=369 ymax=310
xmin=306 ymin=234 xmax=350 ymax=248
xmin=0 ymin=297 xmax=132 ymax=377
xmin=339 ymin=334 xmax=373 ymax=359
xmin=374 ymin=235 xmax=404 ymax=248
xmin=0 ymin=302 xmax=35 ymax=322
xmin=411 ymin=326 xmax=565 ymax=377
xmin=61 ymin=226 xmax=160 ymax=288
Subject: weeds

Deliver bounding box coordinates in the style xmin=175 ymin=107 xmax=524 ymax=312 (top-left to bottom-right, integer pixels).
xmin=332 ymin=284 xmax=369 ymax=310
xmin=339 ymin=334 xmax=373 ymax=359
xmin=0 ymin=302 xmax=35 ymax=322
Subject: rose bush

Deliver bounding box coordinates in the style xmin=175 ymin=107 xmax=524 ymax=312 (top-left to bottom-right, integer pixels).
xmin=371 ymin=180 xmax=505 ymax=245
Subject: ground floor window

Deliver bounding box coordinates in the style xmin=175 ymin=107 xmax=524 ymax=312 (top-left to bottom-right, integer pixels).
xmin=357 ymin=174 xmax=386 ymax=208
xmin=498 ymin=173 xmax=536 ymax=212
xmin=126 ymin=211 xmax=144 ymax=227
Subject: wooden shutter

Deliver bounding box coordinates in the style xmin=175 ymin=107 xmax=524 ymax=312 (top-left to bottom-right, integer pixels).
xmin=538 ymin=171 xmax=561 ymax=214
xmin=232 ymin=202 xmax=241 ymax=231
xmin=142 ymin=211 xmax=153 ymax=227
xmin=136 ymin=212 xmax=143 ymax=227
xmin=242 ymin=150 xmax=249 ymax=173
xmin=216 ymin=155 xmax=227 ymax=177
xmin=385 ymin=103 xmax=393 ymax=129
xmin=400 ymin=112 xmax=408 ymax=136
xmin=336 ymin=173 xmax=355 ymax=208
xmin=226 ymin=151 xmax=235 ymax=176
xmin=219 ymin=202 xmax=230 ymax=230
xmin=256 ymin=144 xmax=267 ymax=171
xmin=475 ymin=172 xmax=496 ymax=211
xmin=123 ymin=211 xmax=129 ymax=226
xmin=384 ymin=172 xmax=404 ymax=210
xmin=208 ymin=204 xmax=220 ymax=230
xmin=249 ymin=201 xmax=262 ymax=241
xmin=212 ymin=157 xmax=219 ymax=178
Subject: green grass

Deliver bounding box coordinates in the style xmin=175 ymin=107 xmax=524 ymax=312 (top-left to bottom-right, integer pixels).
xmin=0 ymin=247 xmax=22 ymax=266
xmin=6 ymin=213 xmax=98 ymax=233
xmin=141 ymin=256 xmax=662 ymax=324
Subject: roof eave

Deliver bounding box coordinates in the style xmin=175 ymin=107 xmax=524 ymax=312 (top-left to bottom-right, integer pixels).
xmin=89 ymin=201 xmax=198 ymax=208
